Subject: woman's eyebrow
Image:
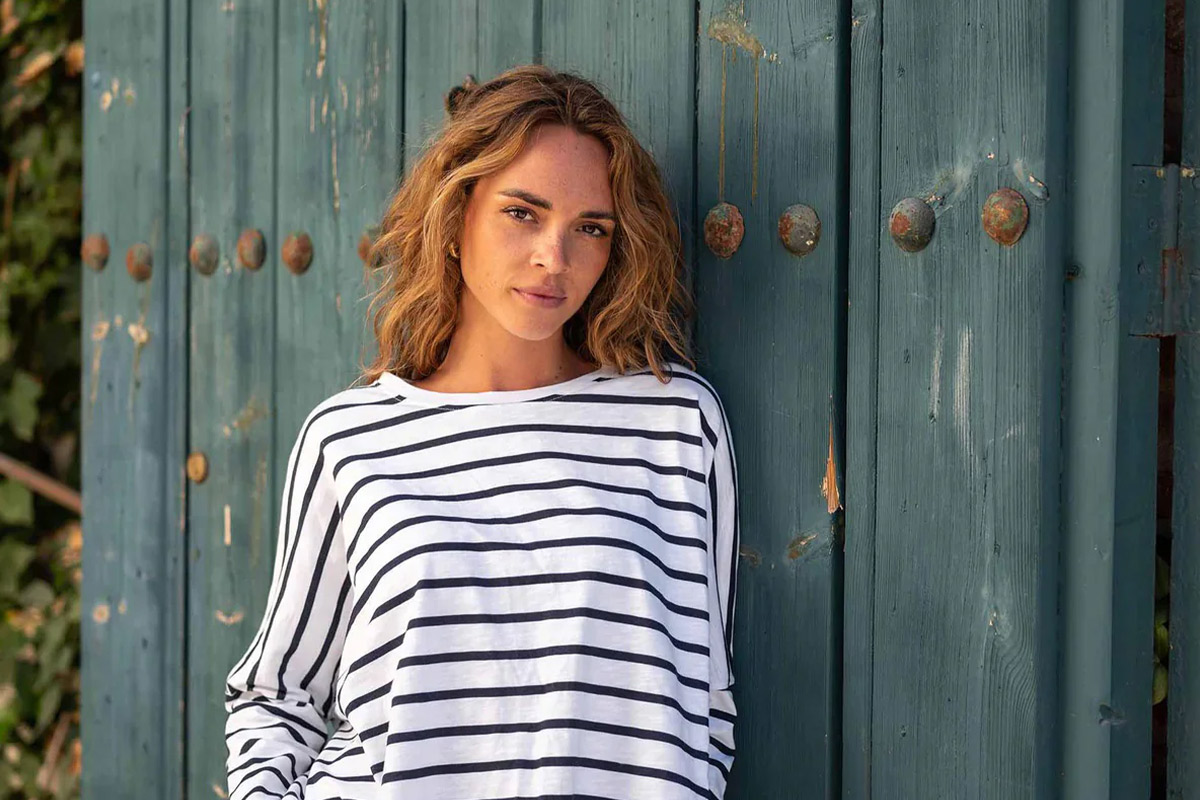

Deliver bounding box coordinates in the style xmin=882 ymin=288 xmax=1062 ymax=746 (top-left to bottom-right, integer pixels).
xmin=497 ymin=188 xmax=616 ymax=222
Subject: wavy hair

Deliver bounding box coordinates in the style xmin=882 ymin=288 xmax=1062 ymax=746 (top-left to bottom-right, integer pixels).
xmin=359 ymin=64 xmax=696 ymax=385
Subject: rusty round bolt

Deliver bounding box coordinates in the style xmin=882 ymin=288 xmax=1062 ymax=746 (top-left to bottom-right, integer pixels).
xmin=81 ymin=234 xmax=110 ymax=271
xmin=281 ymin=232 xmax=313 ymax=275
xmin=778 ymin=204 xmax=821 ymax=257
xmin=888 ymin=197 xmax=936 ymax=253
xmin=357 ymin=225 xmax=381 ymax=265
xmin=125 ymin=243 xmax=153 ymax=282
xmin=236 ymin=228 xmax=266 ymax=270
xmin=185 ymin=451 xmax=209 ymax=484
xmin=703 ymin=202 xmax=745 ymax=260
xmin=981 ymin=187 xmax=1029 ymax=247
xmin=189 ymin=233 xmax=220 ymax=275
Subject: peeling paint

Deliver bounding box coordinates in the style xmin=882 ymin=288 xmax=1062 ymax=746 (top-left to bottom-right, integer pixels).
xmin=126 ymin=306 xmax=150 ymax=419
xmin=787 ymin=532 xmax=817 ymax=560
xmin=930 ymin=323 xmax=944 ymax=421
xmin=953 ymin=327 xmax=973 ymax=460
xmin=707 ymin=2 xmax=769 ymax=59
xmin=250 ymin=453 xmax=267 ymax=567
xmin=117 ymin=599 xmax=126 ymax=615
xmin=822 ymin=416 xmax=842 ymax=513
xmin=315 ymin=0 xmax=328 ymax=80
xmin=87 ymin=319 xmax=109 ymax=417
xmin=223 ymin=395 xmax=268 ymax=438
xmin=215 ymin=609 xmax=244 ymax=626
xmin=707 ymin=1 xmax=777 ymax=202
xmin=738 ymin=545 xmax=762 ymax=567
xmin=330 ymin=106 xmax=340 ymax=217
xmin=1013 ymin=158 xmax=1049 ymax=202
xmin=224 ymin=503 xmax=232 ymax=547
xmin=92 ymin=603 xmax=110 ymax=624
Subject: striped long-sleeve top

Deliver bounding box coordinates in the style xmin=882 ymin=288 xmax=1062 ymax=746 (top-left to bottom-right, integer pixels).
xmin=224 ymin=361 xmax=741 ymax=799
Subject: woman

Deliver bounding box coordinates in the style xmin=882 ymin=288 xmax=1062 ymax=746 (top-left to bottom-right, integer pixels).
xmin=224 ymin=64 xmax=741 ymax=800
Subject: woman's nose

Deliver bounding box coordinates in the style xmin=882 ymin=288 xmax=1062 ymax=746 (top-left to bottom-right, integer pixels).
xmin=533 ymin=230 xmax=569 ymax=272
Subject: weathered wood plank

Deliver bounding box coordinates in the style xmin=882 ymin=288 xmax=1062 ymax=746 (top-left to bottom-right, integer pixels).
xmin=870 ymin=1 xmax=1062 ymax=796
xmin=1109 ymin=1 xmax=1166 ymax=794
xmin=1168 ymin=0 xmax=1200 ymax=791
xmin=185 ymin=1 xmax=278 ymax=793
xmin=403 ymin=1 xmax=480 ymax=165
xmin=80 ymin=0 xmax=187 ymax=797
xmin=843 ymin=0 xmax=882 ymax=795
xmin=694 ymin=1 xmax=843 ymax=795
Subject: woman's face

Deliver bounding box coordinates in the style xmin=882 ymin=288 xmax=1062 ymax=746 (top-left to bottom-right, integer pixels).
xmin=456 ymin=123 xmax=615 ymax=344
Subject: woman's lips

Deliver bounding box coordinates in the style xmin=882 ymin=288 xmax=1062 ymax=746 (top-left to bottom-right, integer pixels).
xmin=513 ymin=288 xmax=566 ymax=308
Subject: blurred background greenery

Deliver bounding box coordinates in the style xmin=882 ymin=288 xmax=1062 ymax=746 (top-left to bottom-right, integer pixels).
xmin=0 ymin=0 xmax=83 ymax=797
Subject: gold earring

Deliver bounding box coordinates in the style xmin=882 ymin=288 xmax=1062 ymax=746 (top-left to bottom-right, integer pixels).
xmin=449 ymin=242 xmax=459 ymax=260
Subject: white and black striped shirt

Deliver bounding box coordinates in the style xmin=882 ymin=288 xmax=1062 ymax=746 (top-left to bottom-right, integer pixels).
xmin=224 ymin=361 xmax=741 ymax=799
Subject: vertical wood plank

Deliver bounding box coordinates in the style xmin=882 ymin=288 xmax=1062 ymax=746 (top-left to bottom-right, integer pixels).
xmin=1168 ymin=0 xmax=1200 ymax=791
xmin=1110 ymin=0 xmax=1166 ymax=794
xmin=186 ymin=1 xmax=278 ymax=793
xmin=403 ymin=1 xmax=480 ymax=165
xmin=80 ymin=0 xmax=187 ymax=797
xmin=843 ymin=0 xmax=881 ymax=795
xmin=870 ymin=1 xmax=1063 ymax=796
xmin=693 ymin=1 xmax=844 ymax=795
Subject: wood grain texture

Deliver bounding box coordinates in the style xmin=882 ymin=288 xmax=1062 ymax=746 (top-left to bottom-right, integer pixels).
xmin=1169 ymin=0 xmax=1200 ymax=792
xmin=185 ymin=1 xmax=279 ymax=793
xmin=80 ymin=0 xmax=187 ymax=797
xmin=695 ymin=0 xmax=844 ymax=795
xmin=868 ymin=1 xmax=1062 ymax=796
xmin=1108 ymin=2 xmax=1166 ymax=794
xmin=843 ymin=0 xmax=881 ymax=795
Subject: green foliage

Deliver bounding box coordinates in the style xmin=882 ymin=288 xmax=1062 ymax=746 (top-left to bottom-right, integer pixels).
xmin=0 ymin=0 xmax=84 ymax=797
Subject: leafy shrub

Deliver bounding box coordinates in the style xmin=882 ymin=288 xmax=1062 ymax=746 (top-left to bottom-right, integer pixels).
xmin=0 ymin=0 xmax=83 ymax=797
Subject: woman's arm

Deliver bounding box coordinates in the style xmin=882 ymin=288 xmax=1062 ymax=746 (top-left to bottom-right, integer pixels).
xmin=224 ymin=410 xmax=353 ymax=800
xmin=705 ymin=400 xmax=740 ymax=796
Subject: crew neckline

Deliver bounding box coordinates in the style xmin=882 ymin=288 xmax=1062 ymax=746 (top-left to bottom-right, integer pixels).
xmin=378 ymin=364 xmax=616 ymax=405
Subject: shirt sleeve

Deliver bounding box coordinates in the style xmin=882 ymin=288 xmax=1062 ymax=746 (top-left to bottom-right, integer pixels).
xmin=224 ymin=412 xmax=353 ymax=800
xmin=705 ymin=404 xmax=740 ymax=795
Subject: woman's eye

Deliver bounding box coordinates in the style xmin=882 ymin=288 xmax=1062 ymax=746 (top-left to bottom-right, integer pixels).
xmin=503 ymin=207 xmax=609 ymax=239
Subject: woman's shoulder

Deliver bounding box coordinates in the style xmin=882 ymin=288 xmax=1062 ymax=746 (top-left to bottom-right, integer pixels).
xmin=612 ymin=360 xmax=729 ymax=425
xmin=291 ymin=377 xmax=404 ymax=439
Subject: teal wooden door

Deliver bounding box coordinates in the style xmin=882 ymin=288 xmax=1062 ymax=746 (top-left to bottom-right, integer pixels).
xmin=80 ymin=0 xmax=1199 ymax=798
xmin=81 ymin=2 xmax=844 ymax=797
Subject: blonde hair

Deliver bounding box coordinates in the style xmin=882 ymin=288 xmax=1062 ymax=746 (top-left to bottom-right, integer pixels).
xmin=359 ymin=64 xmax=696 ymax=385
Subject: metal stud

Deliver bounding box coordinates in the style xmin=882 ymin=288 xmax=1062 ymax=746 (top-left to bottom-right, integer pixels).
xmin=888 ymin=197 xmax=936 ymax=253
xmin=81 ymin=234 xmax=109 ymax=271
xmin=281 ymin=232 xmax=313 ymax=275
xmin=703 ymin=202 xmax=745 ymax=260
xmin=237 ymin=228 xmax=266 ymax=270
xmin=125 ymin=243 xmax=153 ymax=282
xmin=189 ymin=234 xmax=219 ymax=275
xmin=186 ymin=451 xmax=209 ymax=484
xmin=778 ymin=204 xmax=821 ymax=257
xmin=981 ymin=187 xmax=1029 ymax=247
